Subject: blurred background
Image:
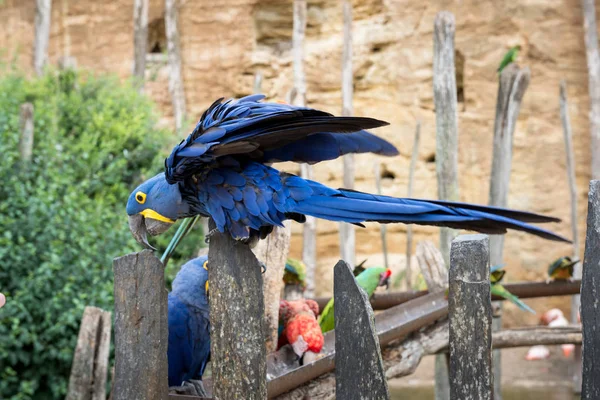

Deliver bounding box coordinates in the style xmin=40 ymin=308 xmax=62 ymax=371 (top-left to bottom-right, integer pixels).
xmin=0 ymin=0 xmax=592 ymax=399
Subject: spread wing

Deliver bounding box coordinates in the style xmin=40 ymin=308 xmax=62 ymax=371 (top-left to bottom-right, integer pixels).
xmin=164 ymin=94 xmax=397 ymax=183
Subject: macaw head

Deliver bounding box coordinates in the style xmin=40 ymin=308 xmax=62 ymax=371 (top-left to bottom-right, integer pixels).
xmin=172 ymin=256 xmax=210 ymax=308
xmin=126 ymin=173 xmax=190 ymax=249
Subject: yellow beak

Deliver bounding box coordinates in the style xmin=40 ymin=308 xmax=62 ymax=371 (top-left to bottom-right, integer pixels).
xmin=140 ymin=209 xmax=175 ymax=224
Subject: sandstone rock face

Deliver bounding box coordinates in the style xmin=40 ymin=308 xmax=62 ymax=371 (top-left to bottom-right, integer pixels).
xmin=1 ymin=0 xmax=592 ymax=322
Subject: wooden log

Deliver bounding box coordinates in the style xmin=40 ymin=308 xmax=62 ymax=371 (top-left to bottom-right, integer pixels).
xmin=66 ymin=306 xmax=112 ymax=400
xmin=132 ymin=0 xmax=149 ymax=90
xmin=433 ymin=11 xmax=459 ymax=267
xmin=334 ymin=260 xmax=390 ymax=399
xmin=34 ymin=0 xmax=52 ymax=76
xmin=406 ymin=121 xmax=421 ymax=289
xmin=488 ymin=62 xmax=530 ymax=400
xmin=19 ymin=103 xmax=34 ymax=163
xmin=113 ymin=250 xmax=168 ymax=400
xmin=165 ymin=0 xmax=186 ymax=133
xmin=339 ymin=0 xmax=355 ymax=266
xmin=253 ymin=222 xmax=291 ymax=353
xmin=449 ymin=234 xmax=492 ymax=400
xmin=492 ymin=326 xmax=581 ymax=349
xmin=582 ymin=0 xmax=600 ymax=180
xmin=581 ymin=180 xmax=600 ymax=399
xmin=208 ymin=219 xmax=267 ymax=399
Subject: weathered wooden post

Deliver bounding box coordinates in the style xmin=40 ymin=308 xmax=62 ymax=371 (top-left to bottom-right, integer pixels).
xmin=374 ymin=162 xmax=389 ymax=271
xmin=34 ymin=0 xmax=52 ymax=76
xmin=433 ymin=11 xmax=458 ymax=399
xmin=66 ymin=307 xmax=112 ymax=400
xmin=560 ymin=80 xmax=583 ymax=392
xmin=405 ymin=120 xmax=421 ymax=289
xmin=334 ymin=260 xmax=390 ymax=399
xmin=19 ymin=103 xmax=34 ymax=163
xmin=132 ymin=0 xmax=149 ymax=91
xmin=581 ymin=180 xmax=600 ymax=399
xmin=488 ymin=62 xmax=530 ymax=400
xmin=208 ymin=220 xmax=267 ymax=399
xmin=449 ymin=234 xmax=493 ymax=400
xmin=113 ymin=250 xmax=169 ymax=400
xmin=165 ymin=0 xmax=186 ymax=133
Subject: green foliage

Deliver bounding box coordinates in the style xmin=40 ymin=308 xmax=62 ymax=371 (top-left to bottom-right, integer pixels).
xmin=0 ymin=67 xmax=202 ymax=399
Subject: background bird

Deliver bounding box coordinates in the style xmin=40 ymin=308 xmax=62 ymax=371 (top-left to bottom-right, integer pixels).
xmin=498 ymin=45 xmax=521 ymax=73
xmin=277 ymin=299 xmax=323 ymax=364
xmin=283 ymin=258 xmax=307 ymax=289
xmin=547 ymin=256 xmax=578 ymax=281
xmin=318 ymin=267 xmax=391 ymax=334
xmin=490 ymin=264 xmax=534 ymax=314
xmin=168 ymin=256 xmax=211 ymax=396
xmin=126 ymin=95 xmax=568 ymax=251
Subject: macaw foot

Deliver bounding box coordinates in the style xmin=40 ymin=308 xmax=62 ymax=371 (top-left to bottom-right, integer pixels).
xmin=188 ymin=379 xmax=208 ymax=398
xmin=545 ymin=278 xmax=552 ymax=284
xmin=204 ymin=228 xmax=219 ymax=244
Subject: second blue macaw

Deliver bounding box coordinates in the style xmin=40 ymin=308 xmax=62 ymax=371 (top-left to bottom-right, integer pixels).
xmin=126 ymin=95 xmax=568 ymax=248
xmin=168 ymin=256 xmax=211 ymax=390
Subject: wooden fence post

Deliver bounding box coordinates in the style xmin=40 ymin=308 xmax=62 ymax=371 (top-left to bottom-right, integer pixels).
xmin=488 ymin=62 xmax=530 ymax=400
xmin=208 ymin=219 xmax=267 ymax=399
xmin=165 ymin=0 xmax=186 ymax=133
xmin=581 ymin=180 xmax=600 ymax=399
xmin=406 ymin=121 xmax=421 ymax=289
xmin=374 ymin=163 xmax=389 ymax=271
xmin=449 ymin=234 xmax=493 ymax=400
xmin=66 ymin=307 xmax=112 ymax=400
xmin=334 ymin=260 xmax=390 ymax=399
xmin=132 ymin=0 xmax=149 ymax=91
xmin=34 ymin=0 xmax=52 ymax=76
xmin=19 ymin=103 xmax=34 ymax=163
xmin=113 ymin=250 xmax=169 ymax=400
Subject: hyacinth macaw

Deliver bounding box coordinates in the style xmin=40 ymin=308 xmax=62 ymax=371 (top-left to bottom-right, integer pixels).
xmin=168 ymin=256 xmax=211 ymax=391
xmin=126 ymin=94 xmax=568 ymax=250
xmin=277 ymin=299 xmax=323 ymax=362
xmin=318 ymin=267 xmax=392 ymax=333
xmin=489 ymin=264 xmax=534 ymax=314
xmin=498 ymin=45 xmax=521 ymax=73
xmin=547 ymin=256 xmax=578 ymax=281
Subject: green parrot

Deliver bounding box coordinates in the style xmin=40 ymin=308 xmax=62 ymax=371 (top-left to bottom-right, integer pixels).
xmin=547 ymin=256 xmax=578 ymax=281
xmin=490 ymin=264 xmax=535 ymax=314
xmin=352 ymin=259 xmax=368 ymax=277
xmin=318 ymin=267 xmax=392 ymax=333
xmin=497 ymin=45 xmax=521 ymax=73
xmin=283 ymin=258 xmax=307 ymax=288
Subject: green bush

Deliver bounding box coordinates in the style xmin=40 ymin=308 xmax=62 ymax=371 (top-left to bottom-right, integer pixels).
xmin=0 ymin=68 xmax=203 ymax=399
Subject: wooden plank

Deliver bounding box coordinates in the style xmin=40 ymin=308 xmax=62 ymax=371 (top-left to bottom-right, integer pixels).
xmin=582 ymin=0 xmax=600 ymax=179
xmin=66 ymin=306 xmax=112 ymax=400
xmin=334 ymin=260 xmax=389 ymax=399
xmin=581 ymin=180 xmax=600 ymax=399
xmin=34 ymin=0 xmax=52 ymax=76
xmin=165 ymin=0 xmax=186 ymax=133
xmin=19 ymin=103 xmax=34 ymax=162
xmin=406 ymin=121 xmax=421 ymax=289
xmin=339 ymin=0 xmax=355 ymax=266
xmin=488 ymin=62 xmax=530 ymax=400
xmin=208 ymin=220 xmax=267 ymax=399
xmin=132 ymin=0 xmax=149 ymax=90
xmin=449 ymin=234 xmax=492 ymax=400
xmin=113 ymin=250 xmax=168 ymax=400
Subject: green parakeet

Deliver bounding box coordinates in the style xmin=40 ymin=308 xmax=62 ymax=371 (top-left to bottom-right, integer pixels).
xmin=318 ymin=267 xmax=392 ymax=333
xmin=547 ymin=256 xmax=578 ymax=281
xmin=497 ymin=45 xmax=521 ymax=73
xmin=283 ymin=258 xmax=307 ymax=288
xmin=490 ymin=264 xmax=535 ymax=313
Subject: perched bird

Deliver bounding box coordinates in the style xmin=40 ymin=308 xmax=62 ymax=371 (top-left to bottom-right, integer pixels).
xmin=318 ymin=267 xmax=392 ymax=333
xmin=168 ymin=256 xmax=211 ymax=393
xmin=547 ymin=256 xmax=578 ymax=281
xmin=539 ymin=308 xmax=574 ymax=358
xmin=498 ymin=45 xmax=521 ymax=73
xmin=283 ymin=258 xmax=307 ymax=289
xmin=489 ymin=264 xmax=534 ymax=314
xmin=278 ymin=299 xmax=323 ymax=363
xmin=126 ymin=95 xmax=568 ymax=250
xmin=352 ymin=259 xmax=368 ymax=277
xmin=525 ymin=345 xmax=550 ymax=361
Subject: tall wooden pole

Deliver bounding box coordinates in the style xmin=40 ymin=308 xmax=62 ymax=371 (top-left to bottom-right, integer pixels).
xmin=581 ymin=0 xmax=600 ymax=180
xmin=406 ymin=121 xmax=421 ymax=289
xmin=560 ymin=80 xmax=583 ymax=392
xmin=165 ymin=0 xmax=186 ymax=133
xmin=432 ymin=12 xmax=458 ymax=400
xmin=339 ymin=0 xmax=356 ymax=266
xmin=293 ymin=0 xmax=316 ymax=298
xmin=132 ymin=0 xmax=149 ymax=91
xmin=34 ymin=0 xmax=52 ymax=76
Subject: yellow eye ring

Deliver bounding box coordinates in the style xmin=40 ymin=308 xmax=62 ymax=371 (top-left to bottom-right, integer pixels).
xmin=135 ymin=191 xmax=146 ymax=204
xmin=203 ymin=260 xmax=208 ymax=270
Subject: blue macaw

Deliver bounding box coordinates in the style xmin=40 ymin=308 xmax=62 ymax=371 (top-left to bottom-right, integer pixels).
xmin=168 ymin=256 xmax=211 ymax=389
xmin=126 ymin=94 xmax=568 ymax=249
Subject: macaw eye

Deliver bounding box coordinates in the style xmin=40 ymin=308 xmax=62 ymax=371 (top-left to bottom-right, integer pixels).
xmin=203 ymin=260 xmax=208 ymax=271
xmin=135 ymin=191 xmax=146 ymax=204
